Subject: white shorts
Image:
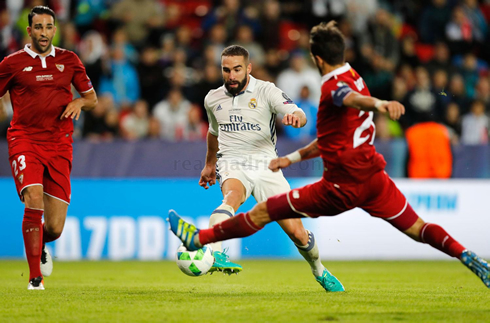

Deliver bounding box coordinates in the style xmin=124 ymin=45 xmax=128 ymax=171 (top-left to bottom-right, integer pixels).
xmin=216 ymin=157 xmax=291 ymax=202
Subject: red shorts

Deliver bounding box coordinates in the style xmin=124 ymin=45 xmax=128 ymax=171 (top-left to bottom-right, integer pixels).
xmin=8 ymin=140 xmax=72 ymax=204
xmin=267 ymin=170 xmax=418 ymax=231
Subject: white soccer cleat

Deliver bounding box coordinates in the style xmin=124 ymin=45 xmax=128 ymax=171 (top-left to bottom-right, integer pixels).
xmin=40 ymin=244 xmax=53 ymax=277
xmin=27 ymin=276 xmax=44 ymax=290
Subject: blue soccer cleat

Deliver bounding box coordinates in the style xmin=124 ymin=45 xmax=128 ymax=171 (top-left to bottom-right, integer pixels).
xmin=167 ymin=210 xmax=200 ymax=251
xmin=315 ymin=269 xmax=345 ymax=292
xmin=209 ymin=250 xmax=243 ymax=275
xmin=460 ymin=250 xmax=490 ymax=288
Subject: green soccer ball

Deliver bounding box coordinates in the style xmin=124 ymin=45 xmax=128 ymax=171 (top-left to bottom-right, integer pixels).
xmin=176 ymin=244 xmax=214 ymax=277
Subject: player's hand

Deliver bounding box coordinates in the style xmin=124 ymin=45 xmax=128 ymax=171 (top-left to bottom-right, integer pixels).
xmin=282 ymin=113 xmax=301 ymax=128
xmin=377 ymin=101 xmax=405 ymax=121
xmin=199 ymin=165 xmax=216 ymax=189
xmin=61 ymin=100 xmax=83 ymax=120
xmin=269 ymin=157 xmax=292 ymax=172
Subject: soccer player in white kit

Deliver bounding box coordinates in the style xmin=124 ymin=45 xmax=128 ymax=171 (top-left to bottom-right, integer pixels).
xmin=199 ymin=45 xmax=343 ymax=292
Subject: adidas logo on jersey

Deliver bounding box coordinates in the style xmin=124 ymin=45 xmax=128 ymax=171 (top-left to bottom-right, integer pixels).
xmin=23 ymin=66 xmax=33 ymax=72
xmin=216 ymin=105 xmax=222 ymax=111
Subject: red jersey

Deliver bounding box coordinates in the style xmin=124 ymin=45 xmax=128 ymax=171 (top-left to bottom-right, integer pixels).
xmin=317 ymin=63 xmax=386 ymax=183
xmin=0 ymin=45 xmax=93 ymax=144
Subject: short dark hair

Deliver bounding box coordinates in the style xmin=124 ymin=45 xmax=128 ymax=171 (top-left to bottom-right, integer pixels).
xmin=221 ymin=45 xmax=249 ymax=61
xmin=28 ymin=6 xmax=56 ymax=27
xmin=310 ymin=21 xmax=345 ymax=66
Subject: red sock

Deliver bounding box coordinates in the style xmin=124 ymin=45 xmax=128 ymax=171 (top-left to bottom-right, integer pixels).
xmin=420 ymin=223 xmax=465 ymax=258
xmin=22 ymin=208 xmax=44 ymax=280
xmin=199 ymin=212 xmax=263 ymax=246
xmin=43 ymin=223 xmax=61 ymax=243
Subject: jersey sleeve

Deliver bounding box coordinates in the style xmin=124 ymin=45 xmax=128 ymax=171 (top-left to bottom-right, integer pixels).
xmin=266 ymin=83 xmax=302 ymax=115
xmin=204 ymin=94 xmax=219 ymax=136
xmin=331 ymin=82 xmax=354 ymax=107
xmin=0 ymin=57 xmax=14 ymax=97
xmin=71 ymin=53 xmax=93 ymax=94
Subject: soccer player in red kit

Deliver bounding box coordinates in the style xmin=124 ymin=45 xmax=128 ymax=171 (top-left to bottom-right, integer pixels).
xmin=0 ymin=6 xmax=97 ymax=290
xmin=168 ymin=21 xmax=490 ymax=290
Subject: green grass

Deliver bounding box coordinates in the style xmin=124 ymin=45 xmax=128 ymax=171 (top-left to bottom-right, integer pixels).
xmin=0 ymin=260 xmax=489 ymax=322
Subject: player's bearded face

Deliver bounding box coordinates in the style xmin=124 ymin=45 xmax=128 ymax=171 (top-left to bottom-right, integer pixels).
xmin=222 ymin=55 xmax=250 ymax=96
xmin=28 ymin=14 xmax=56 ymax=55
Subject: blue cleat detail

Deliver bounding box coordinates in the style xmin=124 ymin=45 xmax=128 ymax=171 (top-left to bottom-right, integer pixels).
xmin=167 ymin=210 xmax=200 ymax=251
xmin=460 ymin=250 xmax=490 ymax=288
xmin=315 ymin=269 xmax=345 ymax=292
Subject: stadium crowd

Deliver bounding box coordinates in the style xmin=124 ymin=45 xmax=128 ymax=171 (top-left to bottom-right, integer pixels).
xmin=0 ymin=0 xmax=489 ymax=146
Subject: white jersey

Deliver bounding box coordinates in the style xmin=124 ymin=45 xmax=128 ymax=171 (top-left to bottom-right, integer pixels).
xmin=204 ymin=75 xmax=303 ymax=159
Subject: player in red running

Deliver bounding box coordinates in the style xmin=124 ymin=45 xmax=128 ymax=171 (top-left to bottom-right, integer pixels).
xmin=0 ymin=6 xmax=97 ymax=290
xmin=168 ymin=21 xmax=490 ymax=289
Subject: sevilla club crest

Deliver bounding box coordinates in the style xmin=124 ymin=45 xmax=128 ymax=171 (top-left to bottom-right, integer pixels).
xmin=56 ymin=64 xmax=65 ymax=72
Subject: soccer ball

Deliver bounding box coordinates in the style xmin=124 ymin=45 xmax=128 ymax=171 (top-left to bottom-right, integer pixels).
xmin=175 ymin=244 xmax=214 ymax=277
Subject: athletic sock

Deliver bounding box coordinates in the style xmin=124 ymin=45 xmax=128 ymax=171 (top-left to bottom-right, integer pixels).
xmin=42 ymin=223 xmax=61 ymax=243
xmin=295 ymin=230 xmax=325 ymax=277
xmin=420 ymin=223 xmax=466 ymax=258
xmin=22 ymin=208 xmax=44 ymax=280
xmin=208 ymin=204 xmax=235 ymax=252
xmin=198 ymin=212 xmax=263 ymax=246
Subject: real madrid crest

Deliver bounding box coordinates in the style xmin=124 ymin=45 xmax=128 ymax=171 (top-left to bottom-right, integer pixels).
xmin=56 ymin=64 xmax=65 ymax=72
xmin=248 ymin=98 xmax=257 ymax=109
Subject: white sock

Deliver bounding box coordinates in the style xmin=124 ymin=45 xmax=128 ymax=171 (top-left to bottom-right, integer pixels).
xmin=208 ymin=203 xmax=235 ymax=252
xmin=295 ymin=230 xmax=325 ymax=277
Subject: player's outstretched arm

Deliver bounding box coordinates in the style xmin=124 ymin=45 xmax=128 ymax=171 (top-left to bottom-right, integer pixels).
xmin=282 ymin=110 xmax=307 ymax=128
xmin=199 ymin=132 xmax=218 ymax=189
xmin=343 ymin=91 xmax=405 ymax=121
xmin=269 ymin=139 xmax=319 ymax=172
xmin=61 ymin=89 xmax=98 ymax=120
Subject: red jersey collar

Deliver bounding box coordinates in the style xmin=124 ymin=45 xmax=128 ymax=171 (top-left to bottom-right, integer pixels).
xmin=24 ymin=44 xmax=56 ymax=59
xmin=321 ymin=63 xmax=351 ymax=85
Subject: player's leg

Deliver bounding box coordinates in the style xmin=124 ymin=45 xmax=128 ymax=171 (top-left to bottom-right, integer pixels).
xmin=253 ymin=171 xmax=343 ymax=291
xmin=209 ymin=177 xmax=248 ymax=273
xmin=22 ymin=185 xmax=45 ymax=290
xmin=363 ymin=171 xmax=489 ymax=288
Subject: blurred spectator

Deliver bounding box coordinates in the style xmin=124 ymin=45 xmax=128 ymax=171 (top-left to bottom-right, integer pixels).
xmin=137 ymin=46 xmax=166 ymax=110
xmin=443 ymin=102 xmax=462 ymax=144
xmin=73 ymin=0 xmax=109 ymax=35
xmin=202 ymin=0 xmax=260 ymax=40
xmin=362 ymin=53 xmax=394 ymax=100
xmin=403 ymin=66 xmax=437 ymax=127
xmin=58 ymin=22 xmax=79 ymax=53
xmin=120 ymin=100 xmax=150 ymax=140
xmin=399 ymin=35 xmax=420 ymax=68
xmin=191 ymin=64 xmax=222 ymax=119
xmin=424 ymin=42 xmax=456 ymax=75
xmin=174 ymin=25 xmax=197 ymax=63
xmin=362 ymin=8 xmax=399 ymax=72
xmin=475 ymin=76 xmax=490 ymax=109
xmin=111 ymin=28 xmax=138 ymax=64
xmin=461 ymin=100 xmax=489 ymax=145
xmin=446 ymin=6 xmax=474 ymax=54
xmin=419 ymin=0 xmax=452 ymax=43
xmin=282 ymin=86 xmax=317 ymax=141
xmin=153 ymin=88 xmax=192 ymax=141
xmin=78 ymin=31 xmax=108 ymax=91
xmin=110 ymin=0 xmax=164 ymax=47
xmin=234 ymin=24 xmax=265 ymax=66
xmin=147 ymin=116 xmax=161 ymax=139
xmin=82 ymin=94 xmax=119 ymax=141
xmin=264 ymin=49 xmax=286 ymax=79
xmin=447 ymin=74 xmax=471 ymax=114
xmin=276 ymin=53 xmax=321 ymax=103
xmin=1 ymin=8 xmax=20 ymax=59
xmin=99 ymin=45 xmax=140 ymax=106
xmin=344 ymin=0 xmax=378 ymax=34
xmin=374 ymin=114 xmax=403 ymax=141
xmin=258 ymin=0 xmax=281 ymax=50
xmin=185 ymin=105 xmax=208 ymax=141
xmin=202 ymin=24 xmax=227 ymax=66
xmin=461 ymin=0 xmax=488 ymax=42
xmin=458 ymin=53 xmax=480 ymax=99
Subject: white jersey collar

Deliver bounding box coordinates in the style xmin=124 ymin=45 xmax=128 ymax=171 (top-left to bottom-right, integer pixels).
xmin=25 ymin=44 xmax=56 ymax=59
xmin=321 ymin=63 xmax=351 ymax=85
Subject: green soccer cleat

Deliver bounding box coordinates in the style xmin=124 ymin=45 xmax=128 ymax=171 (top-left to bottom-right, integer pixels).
xmin=209 ymin=250 xmax=243 ymax=275
xmin=315 ymin=269 xmax=345 ymax=292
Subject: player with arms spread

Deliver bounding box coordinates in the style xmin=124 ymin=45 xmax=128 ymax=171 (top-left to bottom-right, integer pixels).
xmin=198 ymin=45 xmax=343 ymax=292
xmin=0 ymin=6 xmax=97 ymax=290
xmin=169 ymin=22 xmax=489 ymax=289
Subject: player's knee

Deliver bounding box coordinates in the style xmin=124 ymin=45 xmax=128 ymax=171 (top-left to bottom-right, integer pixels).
xmin=23 ymin=189 xmax=44 ymax=209
xmin=44 ymin=222 xmax=63 ymax=239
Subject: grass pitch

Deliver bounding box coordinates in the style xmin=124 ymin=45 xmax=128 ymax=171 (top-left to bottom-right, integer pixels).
xmin=0 ymin=260 xmax=489 ymax=322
